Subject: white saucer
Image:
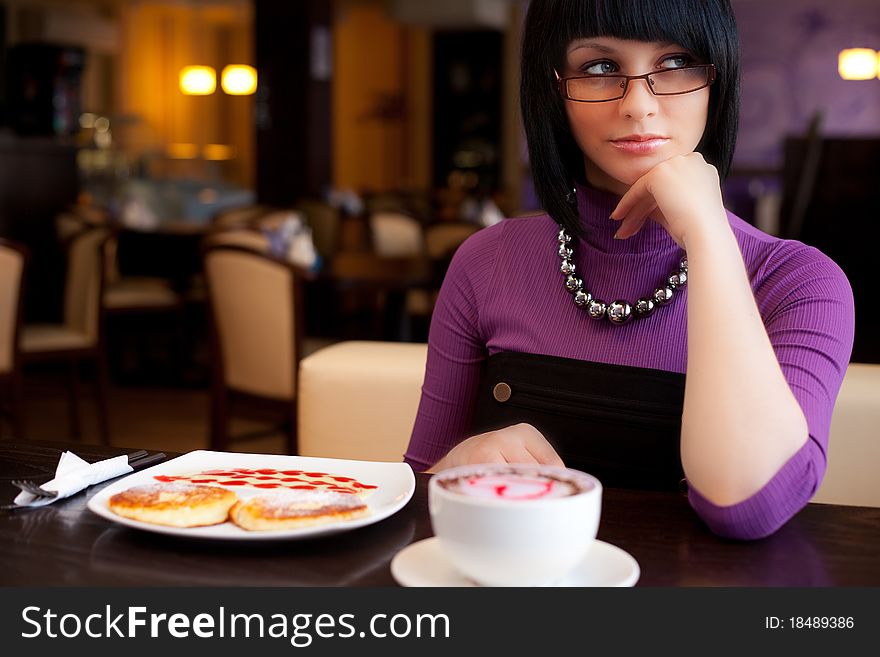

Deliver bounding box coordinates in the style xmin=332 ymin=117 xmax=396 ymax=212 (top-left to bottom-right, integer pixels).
xmin=391 ymin=537 xmax=640 ymax=587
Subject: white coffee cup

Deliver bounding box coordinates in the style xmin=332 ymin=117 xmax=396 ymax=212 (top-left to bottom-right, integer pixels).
xmin=428 ymin=463 xmax=602 ymax=586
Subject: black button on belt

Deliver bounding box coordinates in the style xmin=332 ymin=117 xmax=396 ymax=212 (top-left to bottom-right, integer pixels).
xmin=493 ymin=382 xmax=512 ymax=402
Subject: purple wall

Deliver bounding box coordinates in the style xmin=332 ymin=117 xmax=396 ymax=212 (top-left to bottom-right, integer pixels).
xmin=733 ymin=0 xmax=880 ymax=169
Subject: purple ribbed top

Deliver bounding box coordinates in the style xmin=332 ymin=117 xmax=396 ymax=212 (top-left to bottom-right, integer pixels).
xmin=404 ymin=184 xmax=855 ymax=540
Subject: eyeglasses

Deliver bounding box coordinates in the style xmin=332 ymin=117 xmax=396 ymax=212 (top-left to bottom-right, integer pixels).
xmin=555 ymin=64 xmax=716 ymax=102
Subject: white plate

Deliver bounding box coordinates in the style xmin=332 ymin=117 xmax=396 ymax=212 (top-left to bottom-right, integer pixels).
xmin=391 ymin=537 xmax=640 ymax=587
xmin=87 ymin=450 xmax=415 ymax=541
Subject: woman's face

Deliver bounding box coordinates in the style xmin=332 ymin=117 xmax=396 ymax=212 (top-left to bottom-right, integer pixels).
xmin=561 ymin=37 xmax=711 ymax=194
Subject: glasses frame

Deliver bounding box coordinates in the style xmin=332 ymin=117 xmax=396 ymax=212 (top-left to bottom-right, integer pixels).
xmin=555 ymin=64 xmax=717 ymax=103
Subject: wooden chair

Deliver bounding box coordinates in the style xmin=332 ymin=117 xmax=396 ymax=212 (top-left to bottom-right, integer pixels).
xmin=20 ymin=227 xmax=112 ymax=443
xmin=297 ymin=199 xmax=341 ymax=260
xmin=211 ymin=204 xmax=273 ymax=231
xmin=58 ymin=211 xmax=186 ymax=383
xmin=0 ymin=239 xmax=29 ymax=438
xmin=203 ymin=244 xmax=307 ymax=454
xmin=369 ymin=211 xmax=424 ymax=257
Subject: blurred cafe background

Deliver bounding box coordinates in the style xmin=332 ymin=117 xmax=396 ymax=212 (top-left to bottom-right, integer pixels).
xmin=0 ymin=0 xmax=878 ymax=468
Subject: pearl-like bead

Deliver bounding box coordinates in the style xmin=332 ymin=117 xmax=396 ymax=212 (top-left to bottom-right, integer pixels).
xmin=635 ymin=298 xmax=655 ymax=317
xmin=653 ymin=286 xmax=674 ymax=305
xmin=587 ymin=300 xmax=607 ymax=319
xmin=607 ymin=300 xmax=633 ymax=324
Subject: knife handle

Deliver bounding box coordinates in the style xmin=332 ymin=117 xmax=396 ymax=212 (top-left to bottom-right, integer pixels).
xmin=130 ymin=452 xmax=167 ymax=471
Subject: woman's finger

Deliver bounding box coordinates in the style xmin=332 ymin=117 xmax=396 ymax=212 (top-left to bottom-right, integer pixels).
xmin=610 ymin=177 xmax=648 ymax=220
xmin=501 ymin=445 xmax=541 ymax=465
xmin=525 ymin=441 xmax=565 ymax=467
xmin=615 ymin=198 xmax=656 ymax=239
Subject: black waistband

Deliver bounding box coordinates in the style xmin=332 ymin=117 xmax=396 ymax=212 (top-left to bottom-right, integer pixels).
xmin=470 ymin=351 xmax=686 ymax=491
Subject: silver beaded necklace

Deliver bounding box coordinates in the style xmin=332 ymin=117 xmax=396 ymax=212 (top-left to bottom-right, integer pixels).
xmin=556 ymin=225 xmax=688 ymax=324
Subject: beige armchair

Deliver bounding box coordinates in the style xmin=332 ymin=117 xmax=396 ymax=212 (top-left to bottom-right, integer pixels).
xmin=203 ymin=244 xmax=307 ymax=454
xmin=0 ymin=239 xmax=28 ymax=438
xmin=298 ymin=341 xmax=427 ymax=462
xmin=20 ymin=227 xmax=112 ymax=443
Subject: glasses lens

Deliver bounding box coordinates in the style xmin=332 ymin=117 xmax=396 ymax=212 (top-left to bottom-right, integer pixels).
xmin=566 ymin=76 xmax=626 ymax=101
xmin=650 ymin=67 xmax=709 ymax=95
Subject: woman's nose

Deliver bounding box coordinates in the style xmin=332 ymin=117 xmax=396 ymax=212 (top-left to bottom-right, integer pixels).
xmin=618 ymin=78 xmax=658 ymax=120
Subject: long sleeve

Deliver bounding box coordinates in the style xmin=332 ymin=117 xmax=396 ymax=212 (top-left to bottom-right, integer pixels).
xmin=688 ymin=242 xmax=855 ymax=539
xmin=403 ymin=226 xmax=500 ymax=471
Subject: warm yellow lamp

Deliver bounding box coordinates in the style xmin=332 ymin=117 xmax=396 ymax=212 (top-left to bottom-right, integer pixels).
xmin=167 ymin=143 xmax=200 ymax=159
xmin=203 ymin=144 xmax=235 ymax=161
xmin=838 ymin=48 xmax=877 ymax=80
xmin=180 ymin=65 xmax=217 ymax=95
xmin=221 ymin=65 xmax=258 ymax=95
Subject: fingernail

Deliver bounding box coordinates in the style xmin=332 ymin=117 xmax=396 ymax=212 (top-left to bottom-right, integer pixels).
xmin=613 ymin=230 xmax=622 ymax=239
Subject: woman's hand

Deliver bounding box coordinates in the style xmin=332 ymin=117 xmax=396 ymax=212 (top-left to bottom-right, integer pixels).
xmin=609 ymin=152 xmax=729 ymax=249
xmin=428 ymin=423 xmax=564 ymax=473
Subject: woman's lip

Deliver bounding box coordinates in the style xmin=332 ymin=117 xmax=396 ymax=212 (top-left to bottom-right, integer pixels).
xmin=610 ymin=138 xmax=669 ymax=154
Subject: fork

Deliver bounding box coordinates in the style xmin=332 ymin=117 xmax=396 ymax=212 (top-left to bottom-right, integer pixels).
xmin=9 ymin=450 xmax=164 ymax=500
xmin=11 ymin=479 xmax=56 ymax=499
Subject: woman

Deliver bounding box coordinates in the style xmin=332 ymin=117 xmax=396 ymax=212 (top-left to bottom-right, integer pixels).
xmin=404 ymin=0 xmax=854 ymax=540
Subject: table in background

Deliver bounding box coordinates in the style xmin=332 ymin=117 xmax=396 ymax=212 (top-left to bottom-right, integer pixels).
xmin=1 ymin=440 xmax=878 ymax=586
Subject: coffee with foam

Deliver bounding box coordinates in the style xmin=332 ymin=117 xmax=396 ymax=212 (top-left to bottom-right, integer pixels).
xmin=429 ymin=463 xmax=602 ymax=586
xmin=438 ymin=469 xmax=592 ymax=501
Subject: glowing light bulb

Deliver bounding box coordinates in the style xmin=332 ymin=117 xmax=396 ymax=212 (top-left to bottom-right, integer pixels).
xmin=838 ymin=49 xmax=877 ymax=80
xmin=180 ymin=66 xmax=217 ymax=95
xmin=221 ymin=65 xmax=258 ymax=95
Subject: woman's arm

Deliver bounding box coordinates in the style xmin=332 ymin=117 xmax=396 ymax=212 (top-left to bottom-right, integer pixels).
xmin=404 ymin=226 xmax=497 ymax=471
xmin=406 ymin=222 xmax=565 ymax=473
xmin=612 ymin=153 xmax=854 ymax=537
xmin=679 ymin=219 xmax=808 ymax=505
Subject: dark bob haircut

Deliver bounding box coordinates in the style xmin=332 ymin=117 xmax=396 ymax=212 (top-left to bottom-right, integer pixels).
xmin=521 ymin=0 xmax=741 ymax=236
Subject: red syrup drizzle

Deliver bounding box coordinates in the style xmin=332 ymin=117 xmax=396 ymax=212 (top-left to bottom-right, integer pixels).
xmin=151 ymin=467 xmax=374 ymax=494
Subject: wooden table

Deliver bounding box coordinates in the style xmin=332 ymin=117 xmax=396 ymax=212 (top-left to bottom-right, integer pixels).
xmin=2 ymin=440 xmax=878 ymax=586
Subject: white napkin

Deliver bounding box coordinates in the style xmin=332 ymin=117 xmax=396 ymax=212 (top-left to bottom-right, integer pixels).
xmin=13 ymin=451 xmax=133 ymax=508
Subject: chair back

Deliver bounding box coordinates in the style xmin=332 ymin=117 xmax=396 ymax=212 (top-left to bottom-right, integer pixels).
xmin=297 ymin=199 xmax=340 ymax=259
xmin=212 ymin=204 xmax=272 ymax=230
xmin=203 ymin=229 xmax=271 ymax=253
xmin=254 ymin=209 xmax=306 ymax=232
xmin=56 ymin=212 xmax=88 ymax=242
xmin=424 ymin=222 xmax=480 ymax=260
xmin=298 ymin=341 xmax=427 ymax=461
xmin=370 ymin=212 xmax=423 ymax=257
xmin=813 ymin=362 xmax=880 ymax=507
xmin=0 ymin=239 xmax=28 ymax=376
xmin=62 ymin=228 xmax=110 ymax=344
xmin=203 ymin=245 xmax=303 ymax=400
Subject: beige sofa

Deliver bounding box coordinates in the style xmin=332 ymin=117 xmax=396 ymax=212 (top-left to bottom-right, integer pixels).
xmin=811 ymin=363 xmax=880 ymax=507
xmin=297 ymin=341 xmax=879 ymax=507
xmin=298 ymin=341 xmax=428 ymax=462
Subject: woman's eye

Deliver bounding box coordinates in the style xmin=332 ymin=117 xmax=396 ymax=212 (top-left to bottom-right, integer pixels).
xmin=581 ymin=60 xmax=617 ymax=75
xmin=659 ymin=55 xmax=692 ymax=69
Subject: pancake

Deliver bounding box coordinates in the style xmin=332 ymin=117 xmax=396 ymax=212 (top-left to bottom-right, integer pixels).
xmin=229 ymin=489 xmax=370 ymax=531
xmin=108 ymin=482 xmax=238 ymax=527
